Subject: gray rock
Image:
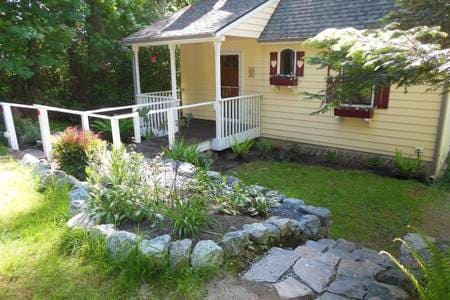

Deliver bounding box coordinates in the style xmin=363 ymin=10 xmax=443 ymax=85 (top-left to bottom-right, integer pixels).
xmin=92 ymin=224 xmax=116 ymax=237
xmin=250 ymin=185 xmax=269 ymax=194
xmin=242 ymin=247 xmax=301 ymax=283
xmin=67 ymin=211 xmax=95 ymax=229
xmin=298 ymin=214 xmax=321 ymax=240
xmin=317 ymin=238 xmax=337 ymax=250
xmin=283 ymin=198 xmax=305 ymax=209
xmin=243 ymin=223 xmax=270 ymax=245
xmin=219 ymin=230 xmax=251 ymax=256
xmin=265 ymin=190 xmax=285 ymax=202
xmin=327 ymin=276 xmax=373 ymax=299
xmin=107 ymin=230 xmax=137 ymax=258
xmin=273 ymin=276 xmax=314 ymax=299
xmin=376 ymin=268 xmax=414 ymax=295
xmin=294 ymin=245 xmax=321 ymax=258
xmin=169 ymin=239 xmax=192 ymax=269
xmin=328 ymin=239 xmax=357 ymax=259
xmin=298 ymin=205 xmax=331 ymax=227
xmin=316 ymin=292 xmax=349 ymax=300
xmin=140 ymin=234 xmax=171 ymax=258
xmin=177 ymin=162 xmax=195 ymax=176
xmin=69 ymin=188 xmax=89 ymax=201
xmin=32 ymin=162 xmax=50 ymax=178
xmin=226 ymin=176 xmax=240 ymax=186
xmin=305 ymin=240 xmax=329 ymax=253
xmin=37 ymin=170 xmax=56 ymax=192
xmin=262 ymin=221 xmax=281 ymax=244
xmin=20 ymin=153 xmax=40 ymax=166
xmin=73 ymin=181 xmax=89 ymax=192
xmin=68 ymin=200 xmax=88 ymax=217
xmin=207 ymin=171 xmax=221 ymax=179
xmin=293 ymin=255 xmax=339 ymax=293
xmin=337 ymin=259 xmax=385 ymax=279
xmin=352 ymin=247 xmax=392 ymax=268
xmin=191 ymin=240 xmax=224 ymax=269
xmin=266 ymin=217 xmax=291 ymax=238
xmin=366 ymin=282 xmax=409 ymax=300
xmin=56 ymin=174 xmax=78 ymax=189
xmin=400 ymin=233 xmax=436 ymax=268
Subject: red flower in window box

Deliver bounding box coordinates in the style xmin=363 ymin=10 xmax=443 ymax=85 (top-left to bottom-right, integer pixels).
xmin=150 ymin=55 xmax=158 ymax=63
xmin=270 ymin=75 xmax=298 ymax=86
xmin=334 ymin=107 xmax=373 ymax=119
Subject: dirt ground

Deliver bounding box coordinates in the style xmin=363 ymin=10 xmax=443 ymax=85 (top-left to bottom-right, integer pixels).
xmin=205 ymin=275 xmax=279 ymax=300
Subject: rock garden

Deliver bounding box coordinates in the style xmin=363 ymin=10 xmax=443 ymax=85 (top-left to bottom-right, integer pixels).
xmin=17 ymin=128 xmax=448 ymax=299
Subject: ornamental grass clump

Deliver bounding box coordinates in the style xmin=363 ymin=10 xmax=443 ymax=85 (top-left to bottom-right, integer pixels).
xmin=53 ymin=127 xmax=105 ymax=180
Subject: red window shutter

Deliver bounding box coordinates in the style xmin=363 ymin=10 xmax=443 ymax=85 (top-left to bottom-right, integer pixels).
xmin=270 ymin=52 xmax=278 ymax=76
xmin=296 ymin=51 xmax=305 ymax=77
xmin=374 ymin=86 xmax=390 ymax=109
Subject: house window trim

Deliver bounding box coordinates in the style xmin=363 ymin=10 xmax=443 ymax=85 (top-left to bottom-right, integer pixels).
xmin=278 ymin=48 xmax=297 ymax=77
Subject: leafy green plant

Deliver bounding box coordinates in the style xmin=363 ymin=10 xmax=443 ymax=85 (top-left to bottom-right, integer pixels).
xmin=87 ymin=146 xmax=157 ymax=225
xmin=380 ymin=229 xmax=450 ymax=300
xmin=166 ymin=197 xmax=210 ymax=239
xmin=16 ymin=118 xmax=40 ymax=144
xmin=230 ymin=138 xmax=255 ymax=159
xmin=367 ymin=156 xmax=382 ymax=169
xmin=255 ymin=138 xmax=275 ymax=155
xmin=91 ymin=119 xmax=134 ymax=140
xmin=324 ymin=150 xmax=337 ymax=164
xmin=394 ymin=149 xmax=422 ymax=179
xmin=0 ymin=142 xmax=8 ymax=156
xmin=53 ymin=127 xmax=105 ymax=180
xmin=165 ymin=139 xmax=212 ymax=169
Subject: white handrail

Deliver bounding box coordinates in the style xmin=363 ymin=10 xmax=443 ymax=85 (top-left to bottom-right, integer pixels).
xmin=219 ymin=94 xmax=262 ymax=102
xmin=147 ymin=101 xmax=215 ymax=115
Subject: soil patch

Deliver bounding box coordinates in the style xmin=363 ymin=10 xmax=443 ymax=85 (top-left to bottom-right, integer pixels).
xmin=205 ymin=275 xmax=278 ymax=300
xmin=119 ymin=213 xmax=262 ymax=243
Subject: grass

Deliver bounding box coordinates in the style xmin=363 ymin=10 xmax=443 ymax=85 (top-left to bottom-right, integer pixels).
xmin=0 ymin=143 xmax=8 ymax=156
xmin=0 ymin=160 xmax=216 ymax=299
xmin=231 ymin=161 xmax=450 ymax=252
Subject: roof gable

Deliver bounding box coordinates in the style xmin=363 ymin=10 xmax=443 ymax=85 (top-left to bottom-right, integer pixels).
xmin=123 ymin=0 xmax=270 ymax=45
xmin=259 ymin=0 xmax=395 ymax=42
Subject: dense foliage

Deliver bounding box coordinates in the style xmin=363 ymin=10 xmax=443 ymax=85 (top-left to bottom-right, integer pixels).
xmin=52 ymin=127 xmax=105 ymax=180
xmin=0 ymin=0 xmax=193 ymax=108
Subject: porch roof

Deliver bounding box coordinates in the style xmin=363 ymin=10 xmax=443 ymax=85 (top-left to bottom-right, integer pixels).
xmin=122 ymin=0 xmax=270 ymax=46
xmin=259 ymin=0 xmax=395 ymax=42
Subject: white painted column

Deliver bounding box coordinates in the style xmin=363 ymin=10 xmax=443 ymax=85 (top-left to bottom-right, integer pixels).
xmin=81 ymin=113 xmax=90 ymax=131
xmin=133 ymin=112 xmax=141 ymax=144
xmin=213 ymin=41 xmax=223 ymax=142
xmin=1 ymin=103 xmax=19 ymax=150
xmin=168 ymin=43 xmax=178 ymax=147
xmin=38 ymin=108 xmax=52 ymax=160
xmin=131 ymin=45 xmax=141 ymax=98
xmin=111 ymin=118 xmax=121 ymax=147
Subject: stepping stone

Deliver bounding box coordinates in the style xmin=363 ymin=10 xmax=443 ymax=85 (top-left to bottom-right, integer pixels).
xmin=316 ymin=292 xmax=349 ymax=300
xmin=305 ymin=240 xmax=329 ymax=253
xmin=327 ymin=276 xmax=373 ymax=299
xmin=293 ymin=255 xmax=339 ymax=293
xmin=337 ymin=259 xmax=385 ymax=279
xmin=243 ymin=247 xmax=301 ymax=283
xmin=365 ymin=282 xmax=409 ymax=300
xmin=352 ymin=247 xmax=392 ymax=268
xmin=317 ymin=239 xmax=337 ymax=251
xmin=294 ymin=245 xmax=320 ymax=258
xmin=328 ymin=239 xmax=357 ymax=259
xmin=273 ymin=277 xmax=314 ymax=299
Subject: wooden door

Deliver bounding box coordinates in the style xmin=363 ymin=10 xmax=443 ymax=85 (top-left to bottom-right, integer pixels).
xmin=221 ymin=55 xmax=240 ymax=98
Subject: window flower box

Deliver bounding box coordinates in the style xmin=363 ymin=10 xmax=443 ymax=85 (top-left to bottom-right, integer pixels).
xmin=334 ymin=106 xmax=373 ymax=119
xmin=270 ymin=75 xmax=298 ymax=86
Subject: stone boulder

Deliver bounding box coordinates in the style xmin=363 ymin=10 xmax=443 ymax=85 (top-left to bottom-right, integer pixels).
xmin=67 ymin=211 xmax=95 ymax=229
xmin=68 ymin=187 xmax=90 ymax=217
xmin=243 ymin=223 xmax=270 ymax=245
xmin=176 ymin=162 xmax=196 ymax=177
xmin=298 ymin=205 xmax=331 ymax=227
xmin=169 ymin=239 xmax=192 ymax=269
xmin=140 ymin=234 xmax=171 ymax=259
xmin=219 ymin=230 xmax=251 ymax=256
xmin=273 ymin=277 xmax=314 ymax=299
xmin=191 ymin=240 xmax=224 ymax=269
xmin=399 ymin=233 xmax=436 ymax=268
xmin=283 ymin=198 xmax=305 ymax=210
xmin=107 ymin=230 xmax=137 ymax=259
xmin=92 ymin=224 xmax=116 ymax=237
xmin=20 ymin=153 xmax=40 ymax=166
xmin=298 ymin=214 xmax=321 ymax=240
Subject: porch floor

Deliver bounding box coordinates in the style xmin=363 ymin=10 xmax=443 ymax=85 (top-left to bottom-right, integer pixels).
xmin=135 ymin=118 xmax=216 ymax=158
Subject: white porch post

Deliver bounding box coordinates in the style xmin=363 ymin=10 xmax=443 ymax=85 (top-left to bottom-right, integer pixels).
xmin=38 ymin=108 xmax=52 ymax=160
xmin=131 ymin=45 xmax=141 ymax=98
xmin=168 ymin=43 xmax=178 ymax=148
xmin=1 ymin=103 xmax=19 ymax=151
xmin=213 ymin=41 xmax=222 ymax=143
xmin=111 ymin=118 xmax=121 ymax=147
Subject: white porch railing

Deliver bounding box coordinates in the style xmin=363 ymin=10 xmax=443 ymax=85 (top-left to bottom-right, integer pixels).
xmin=215 ymin=95 xmax=261 ymax=150
xmin=136 ymin=90 xmax=181 ymax=136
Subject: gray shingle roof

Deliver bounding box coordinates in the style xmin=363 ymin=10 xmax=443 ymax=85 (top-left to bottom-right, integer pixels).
xmin=123 ymin=0 xmax=269 ymax=44
xmin=259 ymin=0 xmax=395 ymax=42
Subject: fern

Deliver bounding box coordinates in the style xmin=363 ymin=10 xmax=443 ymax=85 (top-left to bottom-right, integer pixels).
xmin=394 ymin=149 xmax=422 ymax=179
xmin=230 ymin=138 xmax=255 ymax=158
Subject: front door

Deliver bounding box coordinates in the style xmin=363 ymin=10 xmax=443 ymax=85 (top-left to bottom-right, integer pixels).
xmin=221 ymin=54 xmax=240 ymax=98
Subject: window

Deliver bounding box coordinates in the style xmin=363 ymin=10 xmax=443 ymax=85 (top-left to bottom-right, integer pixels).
xmin=329 ymin=67 xmax=375 ymax=107
xmin=279 ymin=49 xmax=296 ymax=76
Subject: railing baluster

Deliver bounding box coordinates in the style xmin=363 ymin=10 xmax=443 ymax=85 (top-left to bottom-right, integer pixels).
xmin=37 ymin=108 xmax=52 ymax=159
xmin=1 ymin=103 xmax=19 ymax=151
xmin=111 ymin=118 xmax=121 ymax=147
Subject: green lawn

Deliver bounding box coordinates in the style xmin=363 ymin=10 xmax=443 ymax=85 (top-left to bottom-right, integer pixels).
xmin=231 ymin=161 xmax=450 ymax=252
xmin=0 ymin=160 xmax=212 ymax=299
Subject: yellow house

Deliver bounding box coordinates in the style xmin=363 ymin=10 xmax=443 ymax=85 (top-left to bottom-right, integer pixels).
xmin=123 ymin=0 xmax=450 ymax=179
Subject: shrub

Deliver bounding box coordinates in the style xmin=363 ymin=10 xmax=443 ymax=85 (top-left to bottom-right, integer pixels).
xmin=394 ymin=149 xmax=422 ymax=179
xmin=380 ymin=229 xmax=450 ymax=300
xmin=165 ymin=139 xmax=212 ymax=169
xmin=255 ymin=138 xmax=275 ymax=155
xmin=367 ymin=156 xmax=382 ymax=169
xmin=230 ymin=138 xmax=254 ymax=159
xmin=324 ymin=150 xmax=337 ymax=164
xmin=16 ymin=117 xmax=40 ymax=144
xmin=87 ymin=146 xmax=157 ymax=225
xmin=91 ymin=119 xmax=134 ymax=140
xmin=166 ymin=196 xmax=210 ymax=239
xmin=53 ymin=127 xmax=105 ymax=180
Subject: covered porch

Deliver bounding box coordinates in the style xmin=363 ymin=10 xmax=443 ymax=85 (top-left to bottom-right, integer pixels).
xmin=127 ymin=36 xmax=261 ymax=152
